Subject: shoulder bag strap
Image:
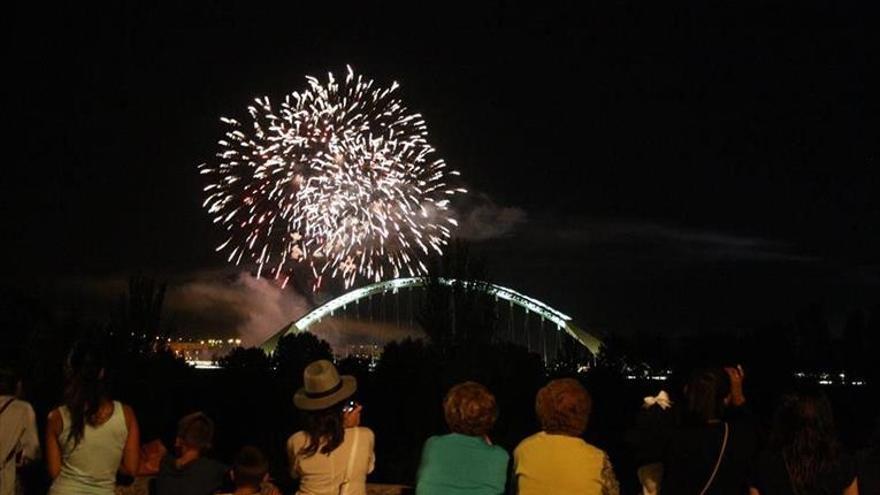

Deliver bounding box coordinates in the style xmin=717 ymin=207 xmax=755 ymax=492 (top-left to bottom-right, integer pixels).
xmin=0 ymin=398 xmax=20 ymax=470
xmin=699 ymin=422 xmax=729 ymax=495
xmin=339 ymin=428 xmax=361 ymax=495
xmin=0 ymin=397 xmax=14 ymax=416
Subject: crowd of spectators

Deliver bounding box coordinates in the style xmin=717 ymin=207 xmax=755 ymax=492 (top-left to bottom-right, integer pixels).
xmin=2 ymin=340 xmax=880 ymax=495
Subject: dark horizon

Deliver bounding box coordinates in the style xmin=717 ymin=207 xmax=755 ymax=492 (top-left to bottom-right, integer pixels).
xmin=4 ymin=2 xmax=879 ymax=341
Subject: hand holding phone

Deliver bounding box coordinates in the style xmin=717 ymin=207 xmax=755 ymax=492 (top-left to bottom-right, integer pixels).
xmin=342 ymin=400 xmax=362 ymax=428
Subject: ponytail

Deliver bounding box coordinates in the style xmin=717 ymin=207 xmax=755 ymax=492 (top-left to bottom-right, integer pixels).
xmin=63 ymin=340 xmax=109 ymax=446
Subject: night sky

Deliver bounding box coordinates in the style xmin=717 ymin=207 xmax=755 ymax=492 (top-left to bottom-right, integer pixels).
xmin=5 ymin=2 xmax=879 ymax=342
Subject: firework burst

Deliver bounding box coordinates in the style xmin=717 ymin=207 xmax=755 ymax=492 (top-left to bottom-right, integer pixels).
xmin=199 ymin=66 xmax=465 ymax=289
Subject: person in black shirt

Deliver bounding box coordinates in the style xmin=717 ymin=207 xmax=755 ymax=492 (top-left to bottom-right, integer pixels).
xmin=750 ymin=390 xmax=858 ymax=495
xmin=856 ymin=417 xmax=880 ymax=495
xmin=153 ymin=412 xmax=227 ymax=495
xmin=658 ymin=366 xmax=759 ymax=495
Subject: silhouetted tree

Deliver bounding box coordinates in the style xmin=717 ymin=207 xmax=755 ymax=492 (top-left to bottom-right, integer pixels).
xmin=371 ymin=338 xmax=443 ymax=482
xmin=593 ymin=332 xmax=635 ymax=377
xmin=337 ymin=355 xmax=372 ymax=381
xmin=842 ymin=309 xmax=868 ymax=377
xmin=272 ymin=332 xmax=333 ymax=395
xmin=418 ymin=241 xmax=498 ymax=351
xmin=108 ymin=275 xmax=168 ymax=356
xmin=793 ymin=302 xmax=832 ymax=370
xmin=219 ymin=346 xmax=272 ymax=371
xmin=866 ymin=304 xmax=880 ymax=386
xmin=550 ymin=332 xmax=593 ymax=376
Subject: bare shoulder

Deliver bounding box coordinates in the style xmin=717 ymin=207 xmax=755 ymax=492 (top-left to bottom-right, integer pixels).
xmin=47 ymin=408 xmax=63 ymax=431
xmin=47 ymin=407 xmax=62 ymax=422
xmin=121 ymin=403 xmax=137 ymax=419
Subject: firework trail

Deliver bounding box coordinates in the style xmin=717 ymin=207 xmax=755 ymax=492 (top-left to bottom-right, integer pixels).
xmin=199 ymin=66 xmax=466 ymax=289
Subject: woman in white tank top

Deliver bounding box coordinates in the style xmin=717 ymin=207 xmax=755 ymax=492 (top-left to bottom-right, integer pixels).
xmin=45 ymin=342 xmax=140 ymax=495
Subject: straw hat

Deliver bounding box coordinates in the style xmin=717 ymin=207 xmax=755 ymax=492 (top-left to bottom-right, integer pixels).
xmin=293 ymin=360 xmax=357 ymax=411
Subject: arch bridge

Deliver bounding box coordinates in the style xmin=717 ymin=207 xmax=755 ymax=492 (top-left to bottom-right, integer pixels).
xmin=262 ymin=277 xmax=601 ymax=361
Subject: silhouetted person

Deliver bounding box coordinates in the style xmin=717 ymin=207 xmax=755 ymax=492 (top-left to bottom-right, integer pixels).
xmin=216 ymin=447 xmax=270 ymax=495
xmin=513 ymin=378 xmax=619 ymax=495
xmin=0 ymin=368 xmax=40 ymax=495
xmin=661 ymin=366 xmax=757 ymax=495
xmin=416 ymin=381 xmax=508 ymax=495
xmin=154 ymin=412 xmax=227 ymax=495
xmin=856 ymin=417 xmax=880 ymax=495
xmin=751 ymin=390 xmax=858 ymax=495
xmin=45 ymin=340 xmax=140 ymax=494
xmin=628 ymin=389 xmax=674 ymax=495
xmin=288 ymin=360 xmax=374 ymax=495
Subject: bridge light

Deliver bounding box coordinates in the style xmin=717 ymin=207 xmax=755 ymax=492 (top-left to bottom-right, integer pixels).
xmin=267 ymin=276 xmax=602 ymax=356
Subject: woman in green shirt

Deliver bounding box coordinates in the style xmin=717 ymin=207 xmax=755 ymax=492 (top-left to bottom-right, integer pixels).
xmin=416 ymin=382 xmax=509 ymax=495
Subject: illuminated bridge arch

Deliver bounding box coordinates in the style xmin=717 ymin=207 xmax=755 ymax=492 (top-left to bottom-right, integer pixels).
xmin=262 ymin=277 xmax=602 ymax=357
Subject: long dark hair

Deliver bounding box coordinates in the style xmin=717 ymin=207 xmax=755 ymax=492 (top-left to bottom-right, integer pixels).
xmin=683 ymin=367 xmax=730 ymax=424
xmin=299 ymin=403 xmax=345 ymax=457
xmin=63 ymin=340 xmax=110 ymax=446
xmin=769 ymin=390 xmax=841 ymax=494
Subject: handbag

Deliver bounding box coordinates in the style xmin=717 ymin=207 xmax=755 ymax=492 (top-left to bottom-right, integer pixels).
xmin=338 ymin=428 xmax=361 ymax=495
xmin=699 ymin=422 xmax=729 ymax=495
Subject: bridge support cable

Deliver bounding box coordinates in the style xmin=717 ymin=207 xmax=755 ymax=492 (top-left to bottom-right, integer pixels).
xmin=540 ymin=317 xmax=546 ymax=365
xmin=508 ymin=301 xmax=514 ymax=344
xmin=408 ymin=288 xmax=414 ymax=329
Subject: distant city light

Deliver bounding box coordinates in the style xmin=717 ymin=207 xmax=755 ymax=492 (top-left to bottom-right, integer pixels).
xmin=169 ymin=336 xmax=243 ymax=369
xmin=622 ymin=370 xmax=867 ymax=387
xmin=190 ymin=360 xmax=221 ymax=370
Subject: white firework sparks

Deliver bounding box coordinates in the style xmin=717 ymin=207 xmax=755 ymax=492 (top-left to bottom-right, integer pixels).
xmin=199 ymin=66 xmax=466 ymax=289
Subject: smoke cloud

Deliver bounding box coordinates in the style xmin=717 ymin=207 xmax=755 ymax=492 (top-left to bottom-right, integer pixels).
xmin=164 ymin=271 xmax=311 ymax=346
xmin=454 ymin=193 xmax=527 ymax=241
xmin=307 ymin=316 xmax=424 ymax=351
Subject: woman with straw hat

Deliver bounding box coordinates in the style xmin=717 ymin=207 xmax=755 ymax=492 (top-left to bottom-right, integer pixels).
xmin=287 ymin=360 xmax=375 ymax=495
